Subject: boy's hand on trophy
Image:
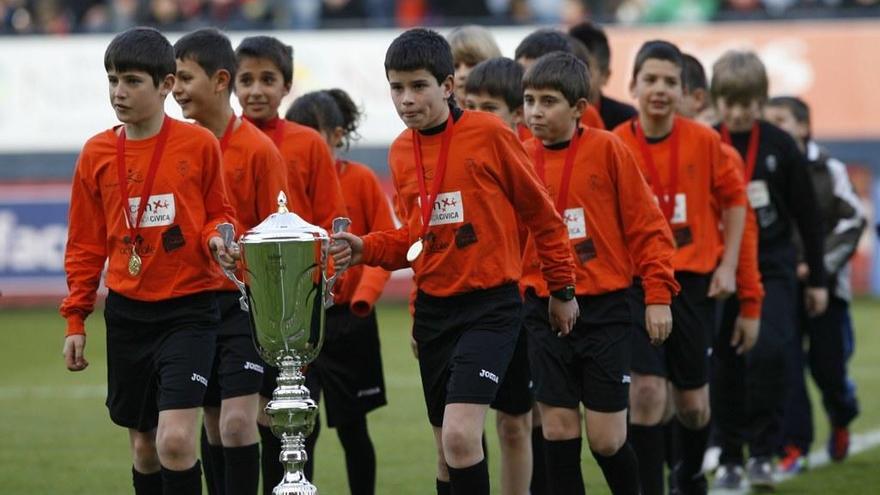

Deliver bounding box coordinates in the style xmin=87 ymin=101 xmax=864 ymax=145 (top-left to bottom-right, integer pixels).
xmin=63 ymin=334 xmax=89 ymax=372
xmin=331 ymin=232 xmax=361 ymax=267
xmin=209 ymin=236 xmax=238 ymax=271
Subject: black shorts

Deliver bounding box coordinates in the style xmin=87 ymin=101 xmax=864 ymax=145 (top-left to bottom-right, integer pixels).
xmin=526 ymin=289 xmax=633 ymax=413
xmin=203 ymin=291 xmax=266 ymax=407
xmin=414 ymin=284 xmax=523 ymax=427
xmin=630 ymin=272 xmax=714 ymax=390
xmin=490 ymin=324 xmax=533 ymax=416
xmin=104 ymin=290 xmax=219 ymax=432
xmin=304 ymin=305 xmax=387 ymax=428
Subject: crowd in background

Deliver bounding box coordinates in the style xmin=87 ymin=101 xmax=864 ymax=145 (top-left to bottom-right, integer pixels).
xmin=2 ymin=0 xmax=879 ymax=35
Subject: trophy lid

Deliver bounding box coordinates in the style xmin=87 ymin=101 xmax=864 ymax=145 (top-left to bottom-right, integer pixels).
xmin=240 ymin=192 xmax=328 ymax=243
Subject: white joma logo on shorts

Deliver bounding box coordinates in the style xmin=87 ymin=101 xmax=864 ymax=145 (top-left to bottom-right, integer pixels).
xmin=479 ymin=369 xmax=499 ymax=384
xmin=357 ymin=387 xmax=382 ymax=398
xmin=244 ymin=361 xmax=264 ymax=374
xmin=191 ymin=373 xmax=208 ymax=387
xmin=622 ymin=375 xmax=631 ymax=384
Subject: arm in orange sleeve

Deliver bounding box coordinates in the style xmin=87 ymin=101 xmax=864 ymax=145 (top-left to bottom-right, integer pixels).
xmin=308 ymin=139 xmax=347 ymax=230
xmin=255 ymin=145 xmax=290 ymax=221
xmin=60 ymin=154 xmax=107 ymax=336
xmin=200 ymin=139 xmax=237 ymax=258
xmin=352 ymin=172 xmax=396 ymax=315
xmin=737 ymin=205 xmax=764 ymax=318
xmin=494 ymin=128 xmax=575 ymax=291
xmin=613 ymin=142 xmax=679 ymax=304
xmin=361 ymin=181 xmax=411 ymax=271
xmin=714 ymin=142 xmax=747 ymax=269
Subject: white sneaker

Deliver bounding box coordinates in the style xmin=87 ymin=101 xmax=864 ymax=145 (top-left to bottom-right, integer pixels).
xmin=702 ymin=446 xmax=721 ymax=474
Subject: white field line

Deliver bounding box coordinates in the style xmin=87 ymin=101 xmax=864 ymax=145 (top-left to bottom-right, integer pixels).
xmin=0 ymin=384 xmax=105 ymax=400
xmin=709 ymin=428 xmax=880 ymax=494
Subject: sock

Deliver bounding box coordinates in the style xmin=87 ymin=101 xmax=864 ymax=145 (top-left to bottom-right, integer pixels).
xmin=200 ymin=427 xmax=225 ymax=495
xmin=304 ymin=415 xmax=321 ymax=481
xmin=544 ymin=438 xmax=585 ymax=495
xmin=224 ymin=443 xmax=259 ymax=495
xmin=629 ymin=424 xmax=664 ymax=495
xmin=161 ymin=461 xmax=202 ymax=495
xmin=591 ymin=443 xmax=641 ymax=495
xmin=677 ymin=420 xmax=710 ymax=494
xmin=132 ymin=467 xmax=162 ymax=495
xmin=259 ymin=424 xmax=281 ymax=495
xmin=337 ymin=417 xmax=376 ymax=495
xmin=531 ymin=427 xmax=549 ymax=495
xmin=448 ymin=458 xmax=489 ymax=495
xmin=436 ymin=478 xmax=451 ymax=495
xmin=665 ymin=419 xmax=681 ymax=493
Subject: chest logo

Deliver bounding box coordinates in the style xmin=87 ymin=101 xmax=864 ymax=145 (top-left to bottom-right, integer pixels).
xmin=429 ymin=191 xmax=464 ymax=226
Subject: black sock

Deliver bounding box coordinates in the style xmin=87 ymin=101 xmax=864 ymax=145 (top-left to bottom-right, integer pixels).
xmin=337 ymin=417 xmax=376 ymax=495
xmin=629 ymin=424 xmax=665 ymax=495
xmin=259 ymin=424 xmax=281 ymax=495
xmin=224 ymin=443 xmax=259 ymax=495
xmin=544 ymin=438 xmax=585 ymax=495
xmin=436 ymin=478 xmax=451 ymax=495
xmin=677 ymin=420 xmax=709 ymax=494
xmin=201 ymin=427 xmax=225 ymax=495
xmin=132 ymin=467 xmax=162 ymax=495
xmin=531 ymin=427 xmax=549 ymax=495
xmin=448 ymin=458 xmax=489 ymax=495
xmin=304 ymin=415 xmax=321 ymax=481
xmin=591 ymin=443 xmax=641 ymax=495
xmin=161 ymin=461 xmax=202 ymax=495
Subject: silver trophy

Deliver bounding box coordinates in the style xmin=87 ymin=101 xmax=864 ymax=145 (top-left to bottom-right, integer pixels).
xmin=221 ymin=192 xmax=349 ymax=495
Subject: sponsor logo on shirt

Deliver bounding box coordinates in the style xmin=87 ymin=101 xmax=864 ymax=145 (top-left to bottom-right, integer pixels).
xmin=766 ymin=154 xmax=777 ymax=173
xmin=357 ymin=387 xmax=382 ymax=398
xmin=429 ymin=191 xmax=464 ymax=226
xmin=243 ymin=361 xmax=264 ymax=374
xmin=128 ymin=193 xmax=175 ymax=228
xmin=563 ymin=207 xmax=588 ymax=239
xmin=479 ymin=369 xmax=500 ymax=384
xmin=191 ymin=372 xmax=208 ymax=387
xmin=671 ymin=193 xmax=687 ymax=224
xmin=622 ymin=374 xmax=632 ymax=384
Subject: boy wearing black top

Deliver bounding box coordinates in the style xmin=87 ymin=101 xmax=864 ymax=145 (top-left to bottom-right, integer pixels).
xmin=710 ymin=50 xmax=828 ymax=490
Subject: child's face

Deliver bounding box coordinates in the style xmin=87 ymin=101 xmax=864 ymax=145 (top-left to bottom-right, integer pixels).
xmin=465 ymin=91 xmax=519 ymax=130
xmin=715 ymin=97 xmax=762 ymax=132
xmin=172 ymin=57 xmax=225 ymax=122
xmin=630 ymin=59 xmax=682 ymax=122
xmin=764 ymin=105 xmax=808 ymax=144
xmin=523 ymin=87 xmax=584 ymax=144
xmin=387 ymin=69 xmax=453 ymax=130
xmin=107 ymin=68 xmax=171 ymax=125
xmin=235 ymin=56 xmax=290 ymax=122
xmin=453 ymin=61 xmax=475 ymax=106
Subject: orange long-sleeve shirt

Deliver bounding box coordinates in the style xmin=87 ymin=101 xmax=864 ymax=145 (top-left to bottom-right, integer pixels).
xmin=613 ymin=116 xmax=747 ymax=275
xmin=520 ymin=129 xmax=679 ymax=304
xmin=332 ymin=160 xmax=395 ymax=315
xmin=721 ymin=143 xmax=764 ymax=318
xmin=362 ymin=110 xmax=576 ymax=297
xmin=61 ymin=118 xmax=235 ymax=336
xmin=216 ymin=117 xmax=289 ymax=292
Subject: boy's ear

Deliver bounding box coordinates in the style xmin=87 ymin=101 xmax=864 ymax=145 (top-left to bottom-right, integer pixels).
xmin=441 ymin=74 xmax=454 ymax=100
xmin=159 ymin=73 xmax=175 ymax=97
xmin=574 ymin=98 xmax=589 ymax=119
xmin=513 ymin=106 xmax=524 ymax=126
xmin=214 ymin=69 xmax=231 ymax=94
xmin=629 ymin=76 xmax=638 ymax=99
xmin=283 ymin=81 xmax=292 ymax=97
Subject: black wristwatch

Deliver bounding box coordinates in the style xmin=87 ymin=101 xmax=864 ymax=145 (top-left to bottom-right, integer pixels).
xmin=550 ymin=285 xmax=576 ymax=301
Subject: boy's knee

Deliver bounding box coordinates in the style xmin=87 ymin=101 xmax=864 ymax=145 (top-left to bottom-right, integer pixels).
xmin=677 ymin=404 xmax=710 ymax=430
xmin=587 ymin=430 xmax=626 ymax=457
xmin=157 ymin=426 xmax=196 ymax=462
xmin=496 ymin=413 xmax=530 ymax=445
xmin=131 ymin=434 xmax=160 ymax=470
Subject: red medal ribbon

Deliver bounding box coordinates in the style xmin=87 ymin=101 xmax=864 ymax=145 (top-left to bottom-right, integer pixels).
xmin=533 ymin=126 xmax=584 ymax=214
xmin=721 ymin=122 xmax=761 ymax=181
xmin=413 ymin=113 xmax=455 ymax=241
xmin=635 ymin=118 xmax=679 ymax=222
xmin=218 ymin=114 xmax=237 ymax=153
xmin=116 ymin=115 xmax=172 ymax=253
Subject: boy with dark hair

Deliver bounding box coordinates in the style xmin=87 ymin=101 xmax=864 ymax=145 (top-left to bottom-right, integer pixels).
xmin=61 ymin=26 xmax=237 ymax=495
xmin=521 ymin=51 xmax=679 ymax=495
xmin=332 ymin=28 xmax=579 ymax=495
xmin=710 ymin=50 xmax=828 ymax=490
xmin=613 ymin=40 xmax=748 ymax=495
xmin=765 ymin=96 xmax=864 ymax=472
xmin=568 ymin=21 xmax=638 ymax=129
xmin=463 ymin=57 xmax=524 ymax=130
xmin=233 ymin=35 xmax=349 ymax=493
xmin=514 ymin=28 xmax=605 ymax=131
xmin=173 ymin=27 xmax=289 ymax=495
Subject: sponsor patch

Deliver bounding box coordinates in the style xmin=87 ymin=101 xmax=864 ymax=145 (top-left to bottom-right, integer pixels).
xmin=673 ymin=226 xmax=693 ymax=248
xmin=128 ymin=193 xmax=175 ymax=228
xmin=161 ymin=224 xmax=185 ymax=253
xmin=671 ymin=193 xmax=687 ymax=224
xmin=429 ymin=191 xmax=464 ymax=226
xmin=747 ymin=180 xmax=770 ymax=209
xmin=574 ymin=238 xmax=597 ymax=264
xmin=563 ymin=207 xmax=587 ymax=239
xmin=454 ymin=223 xmax=477 ymax=249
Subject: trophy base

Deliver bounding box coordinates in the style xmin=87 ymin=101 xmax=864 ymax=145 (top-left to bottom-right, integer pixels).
xmin=273 ymin=481 xmax=317 ymax=495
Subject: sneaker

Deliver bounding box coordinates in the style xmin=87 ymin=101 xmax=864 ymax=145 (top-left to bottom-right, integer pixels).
xmin=746 ymin=457 xmax=776 ymax=491
xmin=778 ymin=445 xmax=808 ymax=474
xmin=712 ymin=464 xmax=744 ymax=490
xmin=702 ymin=446 xmax=721 ymax=474
xmin=828 ymin=426 xmax=850 ymax=462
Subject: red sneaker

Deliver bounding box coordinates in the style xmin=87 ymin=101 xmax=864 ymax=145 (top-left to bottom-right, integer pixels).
xmin=828 ymin=427 xmax=850 ymax=462
xmin=778 ymin=445 xmax=807 ymax=474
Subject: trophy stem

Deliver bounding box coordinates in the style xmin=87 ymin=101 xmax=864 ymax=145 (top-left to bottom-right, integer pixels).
xmin=267 ymin=356 xmax=319 ymax=495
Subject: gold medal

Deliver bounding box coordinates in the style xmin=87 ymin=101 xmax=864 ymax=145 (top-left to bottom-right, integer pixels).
xmin=128 ymin=250 xmax=142 ymax=276
xmin=406 ymin=239 xmax=423 ymax=263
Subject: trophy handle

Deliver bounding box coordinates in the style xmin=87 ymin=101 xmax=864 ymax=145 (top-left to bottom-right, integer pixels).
xmin=216 ymin=222 xmax=249 ymax=312
xmin=323 ymin=216 xmax=352 ymax=308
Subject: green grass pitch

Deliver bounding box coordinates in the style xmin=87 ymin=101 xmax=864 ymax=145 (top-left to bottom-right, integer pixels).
xmin=2 ymin=299 xmax=880 ymax=493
